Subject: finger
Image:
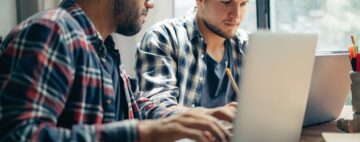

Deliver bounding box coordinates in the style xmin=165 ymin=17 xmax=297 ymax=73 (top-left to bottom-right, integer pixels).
xmin=226 ymin=102 xmax=238 ymax=107
xmin=219 ymin=120 xmax=234 ymax=131
xmin=207 ymin=121 xmax=229 ymax=142
xmin=176 ymin=117 xmax=227 ymax=141
xmin=211 ymin=108 xmax=236 ymax=122
xmin=226 ymin=106 xmax=237 ymax=115
xmin=178 ymin=113 xmax=230 ymax=142
xmin=204 ymin=130 xmax=217 ymax=142
xmin=193 ymin=112 xmax=232 ymax=136
xmin=225 ymin=103 xmax=237 ymax=113
xmin=176 ymin=125 xmax=209 ymax=142
xmin=185 ymin=111 xmax=232 ymax=139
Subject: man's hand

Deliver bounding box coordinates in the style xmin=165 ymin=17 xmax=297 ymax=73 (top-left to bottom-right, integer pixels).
xmin=168 ymin=102 xmax=237 ymax=122
xmin=198 ymin=102 xmax=237 ymax=122
xmin=139 ymin=111 xmax=231 ymax=142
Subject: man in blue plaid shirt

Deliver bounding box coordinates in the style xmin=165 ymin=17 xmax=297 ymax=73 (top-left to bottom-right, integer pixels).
xmin=0 ymin=0 xmax=233 ymax=141
xmin=136 ymin=0 xmax=249 ymax=115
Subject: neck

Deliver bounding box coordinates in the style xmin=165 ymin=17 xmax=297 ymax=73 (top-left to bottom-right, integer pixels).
xmin=195 ymin=14 xmax=225 ymax=51
xmin=75 ymin=0 xmax=115 ymax=39
xmin=196 ymin=14 xmax=226 ymax=62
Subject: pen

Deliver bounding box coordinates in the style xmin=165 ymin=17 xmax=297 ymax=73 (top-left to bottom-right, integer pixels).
xmin=357 ymin=54 xmax=360 ymax=72
xmin=348 ymin=35 xmax=359 ymax=71
xmin=226 ymin=68 xmax=241 ymax=96
xmin=349 ymin=46 xmax=357 ymax=71
xmin=352 ymin=35 xmax=360 ymax=71
xmin=350 ymin=35 xmax=358 ymax=71
xmin=351 ymin=35 xmax=357 ymax=54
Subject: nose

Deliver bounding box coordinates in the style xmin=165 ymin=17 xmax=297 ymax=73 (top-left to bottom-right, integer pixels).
xmin=145 ymin=0 xmax=154 ymax=9
xmin=229 ymin=5 xmax=241 ymax=19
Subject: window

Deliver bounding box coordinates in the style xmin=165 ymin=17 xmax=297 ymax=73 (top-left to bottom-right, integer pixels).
xmin=173 ymin=0 xmax=356 ymax=105
xmin=240 ymin=0 xmax=257 ymax=32
xmin=270 ymin=0 xmax=360 ymax=51
xmin=269 ymin=0 xmax=358 ymax=105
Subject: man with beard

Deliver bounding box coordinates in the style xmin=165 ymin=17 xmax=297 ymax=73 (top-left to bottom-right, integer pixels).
xmin=136 ymin=0 xmax=248 ymax=116
xmin=0 ymin=0 xmax=232 ymax=141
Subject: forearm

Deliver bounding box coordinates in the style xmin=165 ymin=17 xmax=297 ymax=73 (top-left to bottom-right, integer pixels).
xmin=0 ymin=119 xmax=139 ymax=142
xmin=137 ymin=95 xmax=182 ymax=119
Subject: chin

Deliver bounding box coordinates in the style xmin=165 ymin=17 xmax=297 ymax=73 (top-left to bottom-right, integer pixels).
xmin=227 ymin=30 xmax=237 ymax=36
xmin=116 ymin=25 xmax=141 ymax=36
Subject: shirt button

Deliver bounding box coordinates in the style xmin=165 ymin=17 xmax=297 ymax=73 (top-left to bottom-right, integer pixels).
xmin=106 ymin=99 xmax=113 ymax=105
xmin=201 ymin=54 xmax=205 ymax=59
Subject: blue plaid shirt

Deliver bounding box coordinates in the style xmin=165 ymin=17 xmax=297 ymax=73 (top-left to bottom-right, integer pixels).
xmin=136 ymin=11 xmax=248 ymax=113
xmin=0 ymin=0 xmax=175 ymax=141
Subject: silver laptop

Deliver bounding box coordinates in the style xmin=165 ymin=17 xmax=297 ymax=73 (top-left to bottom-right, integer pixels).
xmin=232 ymin=32 xmax=318 ymax=142
xmin=302 ymin=53 xmax=351 ymax=127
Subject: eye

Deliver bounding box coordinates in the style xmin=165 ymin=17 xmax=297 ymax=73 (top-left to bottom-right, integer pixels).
xmin=240 ymin=1 xmax=249 ymax=7
xmin=221 ymin=0 xmax=231 ymax=5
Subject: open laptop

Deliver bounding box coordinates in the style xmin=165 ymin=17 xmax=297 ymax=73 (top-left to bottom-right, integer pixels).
xmin=231 ymin=32 xmax=318 ymax=142
xmin=302 ymin=53 xmax=351 ymax=126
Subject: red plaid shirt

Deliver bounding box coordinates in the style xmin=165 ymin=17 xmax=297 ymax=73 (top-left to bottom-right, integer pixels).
xmin=0 ymin=0 xmax=175 ymax=141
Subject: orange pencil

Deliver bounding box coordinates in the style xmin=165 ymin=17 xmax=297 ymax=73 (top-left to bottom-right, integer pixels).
xmin=225 ymin=68 xmax=241 ymax=97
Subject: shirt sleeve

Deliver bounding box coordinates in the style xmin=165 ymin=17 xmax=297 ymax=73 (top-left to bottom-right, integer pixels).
xmin=0 ymin=20 xmax=139 ymax=142
xmin=135 ymin=28 xmax=181 ymax=111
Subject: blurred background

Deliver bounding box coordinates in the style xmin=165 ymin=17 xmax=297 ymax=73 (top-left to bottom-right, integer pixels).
xmin=1 ymin=0 xmax=359 ymax=104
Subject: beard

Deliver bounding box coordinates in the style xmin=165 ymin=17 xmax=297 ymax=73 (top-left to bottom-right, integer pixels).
xmin=115 ymin=18 xmax=142 ymax=36
xmin=113 ymin=0 xmax=145 ymax=36
xmin=203 ymin=19 xmax=235 ymax=39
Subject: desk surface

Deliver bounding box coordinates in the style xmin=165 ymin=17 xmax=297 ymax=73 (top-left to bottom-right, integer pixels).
xmin=300 ymin=106 xmax=353 ymax=142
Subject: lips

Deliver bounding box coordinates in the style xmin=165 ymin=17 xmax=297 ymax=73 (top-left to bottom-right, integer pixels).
xmin=224 ymin=22 xmax=240 ymax=27
xmin=224 ymin=20 xmax=240 ymax=25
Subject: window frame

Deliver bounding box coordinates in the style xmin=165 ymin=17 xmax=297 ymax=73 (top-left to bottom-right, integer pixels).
xmin=256 ymin=0 xmax=271 ymax=30
xmin=175 ymin=0 xmax=349 ymax=52
xmin=258 ymin=0 xmax=349 ymax=53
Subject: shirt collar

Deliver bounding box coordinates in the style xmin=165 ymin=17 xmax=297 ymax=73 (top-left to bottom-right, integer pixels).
xmin=183 ymin=8 xmax=202 ymax=42
xmin=60 ymin=0 xmax=106 ymax=56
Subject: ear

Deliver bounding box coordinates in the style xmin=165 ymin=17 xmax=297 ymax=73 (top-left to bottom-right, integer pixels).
xmin=196 ymin=0 xmax=205 ymax=8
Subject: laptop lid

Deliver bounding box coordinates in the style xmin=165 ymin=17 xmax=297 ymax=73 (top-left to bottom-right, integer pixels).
xmin=232 ymin=32 xmax=318 ymax=142
xmin=302 ymin=53 xmax=351 ymax=126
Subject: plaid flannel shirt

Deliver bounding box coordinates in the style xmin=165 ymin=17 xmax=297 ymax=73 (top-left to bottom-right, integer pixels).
xmin=0 ymin=0 xmax=174 ymax=141
xmin=136 ymin=11 xmax=248 ymax=113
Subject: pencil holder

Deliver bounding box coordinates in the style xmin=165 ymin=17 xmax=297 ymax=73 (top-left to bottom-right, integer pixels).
xmin=337 ymin=71 xmax=360 ymax=132
xmin=351 ymin=71 xmax=360 ymax=114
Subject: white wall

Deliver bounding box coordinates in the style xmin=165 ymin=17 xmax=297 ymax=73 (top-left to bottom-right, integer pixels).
xmin=0 ymin=0 xmax=174 ymax=77
xmin=114 ymin=0 xmax=174 ymax=77
xmin=0 ymin=0 xmax=61 ymax=38
xmin=0 ymin=0 xmax=17 ymax=37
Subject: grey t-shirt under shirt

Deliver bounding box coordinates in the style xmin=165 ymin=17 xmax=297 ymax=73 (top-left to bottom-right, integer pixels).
xmin=198 ymin=40 xmax=236 ymax=108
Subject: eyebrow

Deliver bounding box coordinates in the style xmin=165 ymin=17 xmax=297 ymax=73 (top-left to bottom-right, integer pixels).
xmin=220 ymin=0 xmax=250 ymax=3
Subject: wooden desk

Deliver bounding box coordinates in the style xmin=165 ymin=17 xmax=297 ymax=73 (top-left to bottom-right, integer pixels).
xmin=300 ymin=106 xmax=353 ymax=142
